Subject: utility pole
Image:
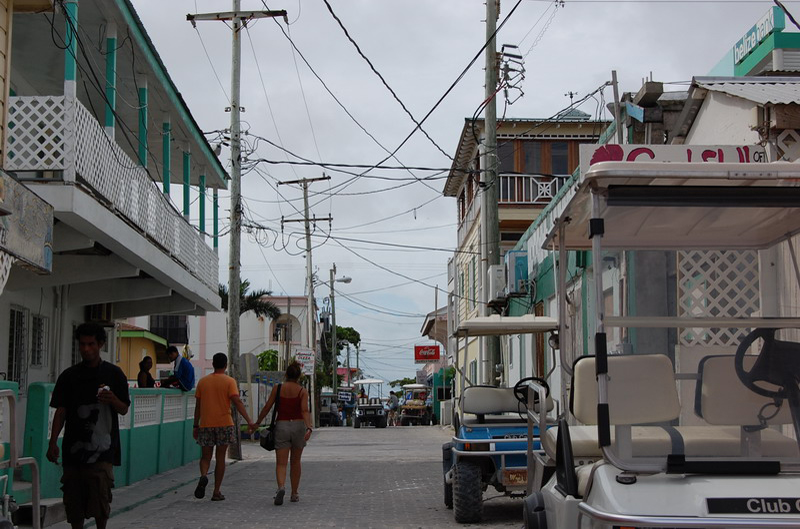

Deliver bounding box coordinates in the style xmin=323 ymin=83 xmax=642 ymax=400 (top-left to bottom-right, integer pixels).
xmin=330 ymin=265 xmax=338 ymax=394
xmin=187 ymin=3 xmax=287 ymax=460
xmin=483 ymin=0 xmax=501 ymax=385
xmin=279 ymin=174 xmax=332 ymax=427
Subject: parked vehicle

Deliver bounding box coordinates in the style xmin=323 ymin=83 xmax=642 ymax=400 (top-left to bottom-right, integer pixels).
xmin=443 ymin=315 xmax=558 ymax=524
xmin=522 ymin=160 xmax=800 ymax=528
xmin=399 ymin=384 xmax=432 ymax=426
xmin=352 ymin=379 xmax=387 ymax=428
xmin=319 ymin=387 xmax=340 ymax=427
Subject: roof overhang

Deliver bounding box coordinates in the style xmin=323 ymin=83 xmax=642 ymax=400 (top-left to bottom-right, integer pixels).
xmin=455 ymin=314 xmax=559 ymax=337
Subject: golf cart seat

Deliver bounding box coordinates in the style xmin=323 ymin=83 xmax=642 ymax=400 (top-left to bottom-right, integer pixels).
xmin=461 ymin=385 xmax=553 ymax=426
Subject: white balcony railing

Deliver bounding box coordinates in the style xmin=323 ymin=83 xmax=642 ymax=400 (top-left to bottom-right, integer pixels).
xmin=5 ymin=95 xmax=217 ymax=291
xmin=498 ymin=174 xmax=569 ymax=205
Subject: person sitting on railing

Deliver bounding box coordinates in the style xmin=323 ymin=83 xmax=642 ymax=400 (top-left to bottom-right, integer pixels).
xmin=137 ymin=356 xmax=155 ymax=388
xmin=161 ymin=346 xmax=195 ymax=391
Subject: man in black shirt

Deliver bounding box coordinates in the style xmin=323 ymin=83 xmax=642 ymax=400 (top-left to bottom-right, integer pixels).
xmin=47 ymin=323 xmax=130 ymax=529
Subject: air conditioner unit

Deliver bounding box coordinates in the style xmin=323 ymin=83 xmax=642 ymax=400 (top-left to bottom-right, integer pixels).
xmin=85 ymin=303 xmax=114 ymax=326
xmin=488 ymin=264 xmax=506 ymax=302
xmin=504 ymin=250 xmax=528 ymax=295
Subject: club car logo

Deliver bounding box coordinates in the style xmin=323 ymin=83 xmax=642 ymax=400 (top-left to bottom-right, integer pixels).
xmin=707 ymin=497 xmax=800 ymax=514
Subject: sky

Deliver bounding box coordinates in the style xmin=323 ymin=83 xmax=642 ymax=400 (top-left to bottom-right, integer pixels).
xmin=130 ymin=0 xmax=796 ymax=386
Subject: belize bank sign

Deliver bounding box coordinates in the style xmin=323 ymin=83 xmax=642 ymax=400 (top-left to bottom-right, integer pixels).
xmin=734 ymin=7 xmax=785 ymax=65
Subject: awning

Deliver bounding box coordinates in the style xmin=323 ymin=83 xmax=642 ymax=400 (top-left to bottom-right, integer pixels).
xmin=455 ymin=314 xmax=559 ymax=337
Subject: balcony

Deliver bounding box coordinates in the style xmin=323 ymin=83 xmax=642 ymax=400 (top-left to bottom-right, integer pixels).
xmin=498 ymin=174 xmax=569 ymax=205
xmin=5 ymin=95 xmax=217 ymax=292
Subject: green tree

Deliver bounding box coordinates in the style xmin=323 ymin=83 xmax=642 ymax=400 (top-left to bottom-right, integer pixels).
xmin=389 ymin=377 xmax=416 ymax=388
xmin=257 ymin=349 xmax=279 ymax=371
xmin=219 ymin=279 xmax=280 ymax=319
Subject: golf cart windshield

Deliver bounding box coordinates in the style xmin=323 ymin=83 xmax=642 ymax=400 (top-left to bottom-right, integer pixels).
xmin=547 ymin=161 xmax=800 ymax=473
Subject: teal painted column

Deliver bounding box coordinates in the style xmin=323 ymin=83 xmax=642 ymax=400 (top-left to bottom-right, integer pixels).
xmin=138 ymin=79 xmax=148 ymax=167
xmin=199 ymin=174 xmax=206 ymax=234
xmin=162 ymin=121 xmax=171 ymax=194
xmin=182 ymin=151 xmax=191 ymax=219
xmin=104 ymin=22 xmax=117 ymax=138
xmin=213 ymin=189 xmax=219 ymax=252
xmin=63 ymin=0 xmax=78 ymax=97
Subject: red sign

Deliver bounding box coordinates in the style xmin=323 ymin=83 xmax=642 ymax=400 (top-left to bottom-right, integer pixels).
xmin=414 ymin=345 xmax=440 ymax=364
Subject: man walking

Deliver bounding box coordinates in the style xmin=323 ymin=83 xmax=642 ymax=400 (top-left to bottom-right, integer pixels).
xmin=47 ymin=323 xmax=130 ymax=529
xmin=193 ymin=353 xmax=254 ymax=501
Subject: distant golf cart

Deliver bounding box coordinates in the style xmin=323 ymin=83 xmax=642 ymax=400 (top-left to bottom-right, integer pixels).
xmin=399 ymin=383 xmax=432 ymax=426
xmin=353 ymin=379 xmax=387 ymax=429
xmin=319 ymin=387 xmax=340 ymax=427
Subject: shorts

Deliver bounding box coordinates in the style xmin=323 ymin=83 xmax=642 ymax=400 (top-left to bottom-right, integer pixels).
xmin=275 ymin=420 xmax=307 ymax=450
xmin=196 ymin=425 xmax=238 ymax=447
xmin=61 ymin=462 xmax=114 ymax=524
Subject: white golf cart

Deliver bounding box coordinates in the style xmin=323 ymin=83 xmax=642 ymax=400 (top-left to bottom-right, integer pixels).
xmin=523 ymin=160 xmax=800 ymax=528
xmin=352 ymin=379 xmax=387 ymax=429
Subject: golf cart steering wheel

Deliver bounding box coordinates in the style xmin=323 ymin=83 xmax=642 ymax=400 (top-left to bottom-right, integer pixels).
xmin=735 ymin=328 xmax=787 ymax=399
xmin=513 ymin=377 xmax=550 ymax=407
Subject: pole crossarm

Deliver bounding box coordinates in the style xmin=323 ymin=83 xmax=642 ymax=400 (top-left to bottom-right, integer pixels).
xmin=187 ymin=10 xmax=287 ymax=25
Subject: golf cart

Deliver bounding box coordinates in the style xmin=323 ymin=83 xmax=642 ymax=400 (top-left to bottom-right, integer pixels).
xmin=399 ymin=383 xmax=432 ymax=426
xmin=522 ymin=160 xmax=800 ymax=528
xmin=352 ymin=379 xmax=387 ymax=429
xmin=442 ymin=314 xmax=559 ymax=523
xmin=319 ymin=387 xmax=340 ymax=427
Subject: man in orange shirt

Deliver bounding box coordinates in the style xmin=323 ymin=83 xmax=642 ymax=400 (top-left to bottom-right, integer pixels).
xmin=192 ymin=353 xmax=255 ymax=501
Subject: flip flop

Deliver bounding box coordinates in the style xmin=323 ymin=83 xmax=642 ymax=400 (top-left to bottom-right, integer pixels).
xmin=290 ymin=493 xmax=299 ymax=503
xmin=274 ymin=488 xmax=285 ymax=506
xmin=194 ymin=476 xmax=208 ymax=499
xmin=211 ymin=493 xmax=226 ymax=501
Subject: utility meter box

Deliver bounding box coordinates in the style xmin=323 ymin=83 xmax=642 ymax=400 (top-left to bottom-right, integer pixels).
xmin=488 ymin=264 xmax=506 ymax=302
xmin=504 ymin=250 xmax=528 ymax=295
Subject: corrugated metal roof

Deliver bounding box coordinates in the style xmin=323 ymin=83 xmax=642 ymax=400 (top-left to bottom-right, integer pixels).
xmin=695 ymin=76 xmax=800 ymax=105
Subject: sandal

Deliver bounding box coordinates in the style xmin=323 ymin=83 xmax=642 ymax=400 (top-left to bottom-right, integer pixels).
xmin=211 ymin=493 xmax=225 ymax=501
xmin=274 ymin=488 xmax=285 ymax=506
xmin=194 ymin=476 xmax=208 ymax=499
xmin=290 ymin=493 xmax=299 ymax=503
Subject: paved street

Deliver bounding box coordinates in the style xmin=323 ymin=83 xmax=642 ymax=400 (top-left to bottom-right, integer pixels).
xmin=48 ymin=425 xmax=523 ymax=528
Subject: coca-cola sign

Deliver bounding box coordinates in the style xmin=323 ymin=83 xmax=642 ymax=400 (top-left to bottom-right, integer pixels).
xmin=414 ymin=345 xmax=440 ymax=364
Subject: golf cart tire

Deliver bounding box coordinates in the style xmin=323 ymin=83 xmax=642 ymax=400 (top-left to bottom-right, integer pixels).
xmin=523 ymin=492 xmax=547 ymax=529
xmin=353 ymin=417 xmax=361 ymax=429
xmin=400 ymin=417 xmax=408 ymax=426
xmin=378 ymin=416 xmax=387 ymax=428
xmin=442 ymin=442 xmax=454 ymax=509
xmin=453 ymin=460 xmax=483 ymax=523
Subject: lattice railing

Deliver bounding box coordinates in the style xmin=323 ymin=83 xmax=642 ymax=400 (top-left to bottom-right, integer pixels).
xmin=133 ymin=394 xmax=162 ymax=427
xmin=162 ymin=394 xmax=186 ymax=423
xmin=677 ymin=250 xmax=759 ymax=346
xmin=5 ymin=95 xmax=70 ymax=171
xmin=5 ymin=95 xmax=218 ymax=291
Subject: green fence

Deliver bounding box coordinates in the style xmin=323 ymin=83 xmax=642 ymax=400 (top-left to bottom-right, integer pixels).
xmin=0 ymin=381 xmax=19 ymax=498
xmin=22 ymin=383 xmax=199 ymax=500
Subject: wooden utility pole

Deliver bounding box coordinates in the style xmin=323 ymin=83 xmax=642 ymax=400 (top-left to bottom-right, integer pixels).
xmin=279 ymin=174 xmax=332 ymax=427
xmin=482 ymin=0 xmax=501 ymax=385
xmin=187 ymin=3 xmax=287 ymax=460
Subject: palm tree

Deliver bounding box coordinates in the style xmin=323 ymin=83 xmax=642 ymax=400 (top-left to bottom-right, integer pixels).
xmin=219 ymin=279 xmax=281 ymax=320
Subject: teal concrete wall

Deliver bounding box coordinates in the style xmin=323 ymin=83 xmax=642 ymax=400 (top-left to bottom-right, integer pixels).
xmin=22 ymin=384 xmax=198 ymax=500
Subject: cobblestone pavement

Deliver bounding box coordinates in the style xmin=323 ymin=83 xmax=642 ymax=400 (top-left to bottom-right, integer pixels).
xmin=48 ymin=425 xmax=523 ymax=528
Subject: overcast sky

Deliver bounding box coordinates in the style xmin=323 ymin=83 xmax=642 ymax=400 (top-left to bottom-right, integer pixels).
xmin=131 ymin=0 xmax=794 ymax=385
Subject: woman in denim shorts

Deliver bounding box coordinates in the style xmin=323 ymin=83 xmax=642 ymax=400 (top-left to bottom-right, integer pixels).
xmin=254 ymin=362 xmax=313 ymax=505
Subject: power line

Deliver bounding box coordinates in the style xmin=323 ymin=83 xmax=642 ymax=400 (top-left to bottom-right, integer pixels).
xmin=321 ymin=0 xmax=453 ymax=161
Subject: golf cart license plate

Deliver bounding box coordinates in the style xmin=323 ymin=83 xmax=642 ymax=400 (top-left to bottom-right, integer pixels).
xmin=707 ymin=498 xmax=800 ymax=514
xmin=503 ymin=469 xmax=527 ymax=486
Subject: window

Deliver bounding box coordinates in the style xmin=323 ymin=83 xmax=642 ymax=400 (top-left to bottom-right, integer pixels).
xmin=470 ymin=257 xmax=476 ymax=309
xmin=458 ymin=190 xmax=466 ymax=222
xmin=459 ymin=270 xmax=465 ymax=307
xmin=551 ymin=142 xmax=569 ymax=175
xmin=150 ymin=315 xmax=188 ymax=344
xmin=71 ymin=323 xmax=81 ymax=365
xmin=8 ymin=307 xmax=28 ymax=389
xmin=469 ymin=359 xmax=478 ymax=385
xmin=496 ymin=141 xmax=515 ymax=173
xmin=31 ymin=314 xmax=48 ymax=367
xmin=522 ymin=142 xmax=542 ymax=174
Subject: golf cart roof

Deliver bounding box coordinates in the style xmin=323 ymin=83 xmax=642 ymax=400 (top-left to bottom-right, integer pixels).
xmin=455 ymin=315 xmax=559 ymax=337
xmin=352 ymin=378 xmax=383 ymax=385
xmin=544 ymin=161 xmax=800 ymax=251
xmin=402 ymin=384 xmax=429 ymax=390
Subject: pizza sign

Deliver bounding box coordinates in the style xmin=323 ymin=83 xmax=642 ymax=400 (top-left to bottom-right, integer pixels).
xmin=414 ymin=345 xmax=440 ymax=364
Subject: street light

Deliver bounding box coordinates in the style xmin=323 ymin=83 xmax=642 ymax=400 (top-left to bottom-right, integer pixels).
xmin=321 ymin=264 xmax=351 ymax=396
